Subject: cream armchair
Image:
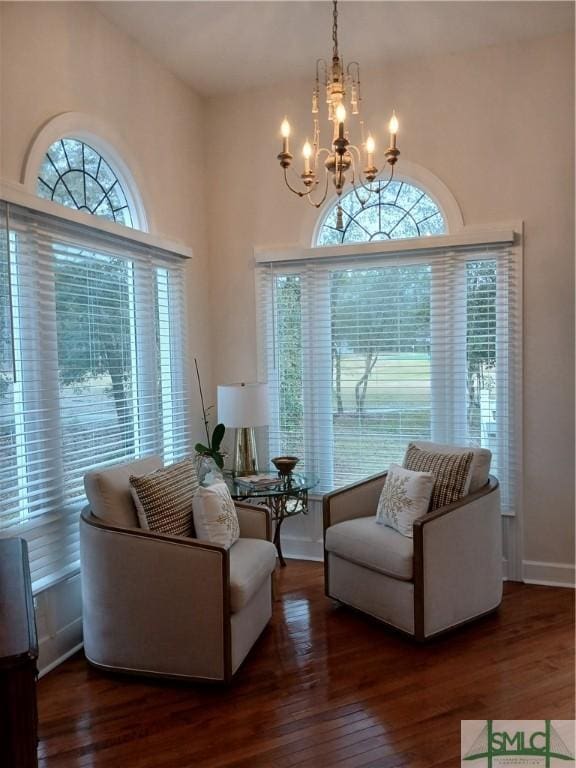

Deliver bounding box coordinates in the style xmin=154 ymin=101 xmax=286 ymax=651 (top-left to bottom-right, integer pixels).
xmin=80 ymin=456 xmax=276 ymax=682
xmin=323 ymin=449 xmax=502 ymax=641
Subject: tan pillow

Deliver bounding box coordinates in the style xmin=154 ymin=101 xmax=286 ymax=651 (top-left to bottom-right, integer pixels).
xmin=192 ymin=482 xmax=240 ymax=550
xmin=407 ymin=440 xmax=491 ymax=493
xmin=403 ymin=444 xmax=473 ymax=511
xmin=129 ymin=458 xmax=199 ymax=537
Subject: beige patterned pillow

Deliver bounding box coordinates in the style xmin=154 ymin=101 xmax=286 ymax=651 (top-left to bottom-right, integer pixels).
xmin=192 ymin=482 xmax=240 ymax=549
xmin=376 ymin=464 xmax=435 ymax=537
xmin=403 ymin=444 xmax=474 ymax=511
xmin=130 ymin=458 xmax=199 ymax=537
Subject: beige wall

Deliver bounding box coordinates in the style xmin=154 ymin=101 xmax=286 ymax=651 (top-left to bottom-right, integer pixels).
xmin=206 ymin=33 xmax=575 ymax=569
xmin=0 ymin=1 xmax=212 ymax=442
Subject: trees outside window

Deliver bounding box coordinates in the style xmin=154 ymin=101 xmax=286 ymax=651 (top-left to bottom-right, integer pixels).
xmin=37 ymin=139 xmax=134 ymax=227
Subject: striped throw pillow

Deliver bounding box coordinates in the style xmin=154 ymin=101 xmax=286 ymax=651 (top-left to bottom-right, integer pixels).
xmin=403 ymin=444 xmax=474 ymax=511
xmin=130 ymin=458 xmax=199 ymax=537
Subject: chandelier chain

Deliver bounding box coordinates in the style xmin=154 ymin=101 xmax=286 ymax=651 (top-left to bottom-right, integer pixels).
xmin=332 ymin=0 xmax=339 ymax=60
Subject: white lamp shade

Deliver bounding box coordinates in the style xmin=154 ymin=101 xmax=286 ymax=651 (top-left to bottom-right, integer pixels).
xmin=217 ymin=383 xmax=269 ymax=428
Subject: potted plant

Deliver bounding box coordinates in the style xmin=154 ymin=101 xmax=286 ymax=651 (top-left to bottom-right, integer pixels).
xmin=194 ymin=359 xmax=226 ymax=482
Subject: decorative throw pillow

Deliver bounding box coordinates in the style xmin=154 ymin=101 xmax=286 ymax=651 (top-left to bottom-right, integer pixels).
xmin=192 ymin=482 xmax=240 ymax=550
xmin=403 ymin=443 xmax=474 ymax=511
xmin=376 ymin=464 xmax=435 ymax=538
xmin=407 ymin=440 xmax=491 ymax=493
xmin=130 ymin=458 xmax=199 ymax=537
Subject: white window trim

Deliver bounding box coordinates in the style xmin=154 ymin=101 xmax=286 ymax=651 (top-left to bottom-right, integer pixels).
xmin=254 ymin=226 xmax=516 ymax=265
xmin=1 ymin=177 xmax=192 ymax=259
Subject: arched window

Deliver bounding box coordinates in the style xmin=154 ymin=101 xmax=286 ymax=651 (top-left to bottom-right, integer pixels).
xmin=316 ymin=179 xmax=447 ymax=246
xmin=37 ymin=139 xmax=134 ymax=228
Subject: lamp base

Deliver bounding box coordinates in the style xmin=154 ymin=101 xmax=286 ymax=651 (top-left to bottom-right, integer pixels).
xmin=233 ymin=427 xmax=259 ymax=476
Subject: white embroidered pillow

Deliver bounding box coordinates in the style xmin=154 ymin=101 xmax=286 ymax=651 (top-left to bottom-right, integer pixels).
xmin=192 ymin=482 xmax=240 ymax=549
xmin=376 ymin=464 xmax=434 ymax=538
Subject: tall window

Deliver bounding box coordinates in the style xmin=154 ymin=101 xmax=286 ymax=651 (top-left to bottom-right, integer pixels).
xmin=0 ymin=194 xmax=189 ymax=589
xmin=37 ymin=139 xmax=134 ymax=227
xmin=316 ymin=180 xmax=446 ymax=246
xmin=259 ymin=212 xmax=519 ymax=514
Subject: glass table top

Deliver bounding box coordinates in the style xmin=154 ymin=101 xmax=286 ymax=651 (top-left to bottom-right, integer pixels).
xmin=224 ymin=471 xmax=319 ymax=499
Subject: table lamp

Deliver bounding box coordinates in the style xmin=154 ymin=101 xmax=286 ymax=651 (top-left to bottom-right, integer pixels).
xmin=217 ymin=382 xmax=269 ymax=476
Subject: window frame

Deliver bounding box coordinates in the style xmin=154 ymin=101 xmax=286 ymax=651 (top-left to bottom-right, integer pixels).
xmin=37 ymin=138 xmax=136 ymax=229
xmin=255 ymin=223 xmax=524 ymax=578
xmin=315 ymin=179 xmax=447 ymax=246
xmin=0 ymin=201 xmax=192 ymax=593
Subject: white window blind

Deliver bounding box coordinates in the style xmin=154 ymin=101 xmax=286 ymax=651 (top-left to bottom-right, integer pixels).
xmin=257 ymin=241 xmax=520 ymax=514
xmin=0 ymin=201 xmax=191 ymax=590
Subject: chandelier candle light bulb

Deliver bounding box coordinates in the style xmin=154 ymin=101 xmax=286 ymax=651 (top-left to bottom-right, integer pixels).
xmin=281 ymin=118 xmax=291 ymax=152
xmin=303 ymin=140 xmax=313 ymax=174
xmin=276 ymin=0 xmax=401 ymax=215
xmin=389 ymin=112 xmax=399 ymax=149
xmin=366 ymin=134 xmax=375 ymax=164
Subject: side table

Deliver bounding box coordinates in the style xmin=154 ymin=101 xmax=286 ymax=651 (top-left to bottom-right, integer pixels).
xmin=224 ymin=472 xmax=318 ymax=566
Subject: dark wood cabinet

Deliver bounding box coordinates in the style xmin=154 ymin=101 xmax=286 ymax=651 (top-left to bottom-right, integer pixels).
xmin=0 ymin=538 xmax=39 ymax=768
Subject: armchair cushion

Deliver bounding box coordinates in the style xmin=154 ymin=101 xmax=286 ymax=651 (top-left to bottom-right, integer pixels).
xmin=130 ymin=458 xmax=199 ymax=537
xmin=325 ymin=516 xmax=413 ymax=581
xmin=84 ymin=455 xmax=162 ymax=527
xmin=229 ymin=538 xmax=277 ymax=613
xmin=407 ymin=440 xmax=491 ymax=493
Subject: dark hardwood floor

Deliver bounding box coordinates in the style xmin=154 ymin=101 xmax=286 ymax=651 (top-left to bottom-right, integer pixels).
xmin=37 ymin=562 xmax=574 ymax=767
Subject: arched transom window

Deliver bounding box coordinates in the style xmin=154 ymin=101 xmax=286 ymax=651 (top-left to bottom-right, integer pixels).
xmin=37 ymin=139 xmax=134 ymax=228
xmin=316 ymin=179 xmax=446 ymax=246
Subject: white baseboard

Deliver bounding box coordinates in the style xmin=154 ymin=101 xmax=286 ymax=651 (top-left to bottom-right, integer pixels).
xmin=522 ymin=560 xmax=575 ymax=588
xmin=282 ymin=536 xmax=324 ymax=562
xmin=37 ymin=616 xmax=83 ymax=677
xmin=39 ymin=639 xmax=84 ymax=679
xmin=35 ymin=573 xmax=84 ymax=676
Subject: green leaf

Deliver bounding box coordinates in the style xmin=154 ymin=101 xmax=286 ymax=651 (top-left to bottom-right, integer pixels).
xmin=195 ymin=442 xmax=210 ymax=454
xmin=211 ymin=423 xmax=225 ymax=451
xmin=213 ymin=452 xmax=224 ymax=469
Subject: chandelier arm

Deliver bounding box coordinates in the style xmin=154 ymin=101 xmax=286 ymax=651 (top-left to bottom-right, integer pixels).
xmin=348 ymin=145 xmax=375 ymax=199
xmin=348 ymin=144 xmax=396 ymax=198
xmin=377 ymin=164 xmax=396 ymax=192
xmin=305 ymin=171 xmax=330 ymax=209
xmin=348 ymin=155 xmax=371 ymax=208
xmin=351 ymin=179 xmax=370 ymax=208
xmin=312 ymin=146 xmax=331 ymax=174
xmin=283 ymin=167 xmax=316 ymax=199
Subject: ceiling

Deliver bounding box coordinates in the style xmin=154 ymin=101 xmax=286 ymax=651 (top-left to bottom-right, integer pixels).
xmin=96 ymin=1 xmax=574 ymax=96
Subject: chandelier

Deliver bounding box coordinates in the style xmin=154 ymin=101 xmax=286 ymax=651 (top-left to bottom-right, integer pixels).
xmin=277 ymin=0 xmax=400 ymax=229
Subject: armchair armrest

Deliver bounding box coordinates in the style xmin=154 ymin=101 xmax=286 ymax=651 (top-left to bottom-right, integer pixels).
xmin=235 ymin=502 xmax=272 ymax=541
xmin=80 ymin=509 xmax=231 ymax=680
xmin=323 ymin=471 xmax=387 ymax=530
xmin=412 ymin=476 xmax=502 ymax=639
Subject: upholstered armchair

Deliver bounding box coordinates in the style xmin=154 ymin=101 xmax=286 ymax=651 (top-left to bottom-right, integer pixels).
xmin=80 ymin=456 xmax=276 ymax=683
xmin=323 ymin=443 xmax=502 ymax=641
